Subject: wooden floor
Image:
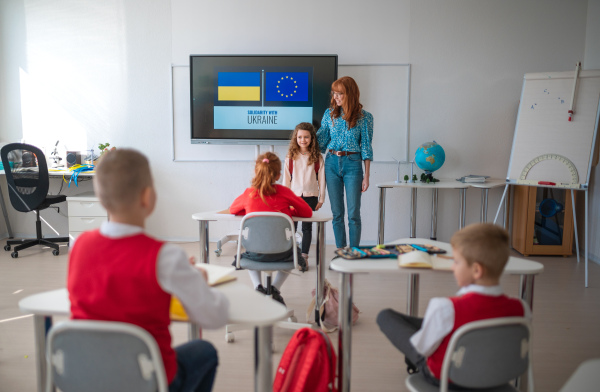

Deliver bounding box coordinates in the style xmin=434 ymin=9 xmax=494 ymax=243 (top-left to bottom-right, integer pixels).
xmin=1 ymin=239 xmax=599 ymax=392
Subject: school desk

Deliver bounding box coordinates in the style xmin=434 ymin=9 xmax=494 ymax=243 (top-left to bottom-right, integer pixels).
xmin=192 ymin=210 xmax=333 ymax=325
xmin=377 ymin=179 xmax=509 ymax=244
xmin=18 ymin=282 xmax=287 ymax=392
xmin=329 ymin=238 xmax=544 ymax=392
xmin=0 ymin=168 xmax=95 ymax=239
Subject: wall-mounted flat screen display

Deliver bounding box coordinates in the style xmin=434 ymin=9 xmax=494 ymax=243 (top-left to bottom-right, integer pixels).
xmin=190 ymin=55 xmax=338 ymax=144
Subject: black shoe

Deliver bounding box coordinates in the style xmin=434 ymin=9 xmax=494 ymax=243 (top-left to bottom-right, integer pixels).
xmin=297 ymin=255 xmax=308 ymax=272
xmin=405 ymin=357 xmax=419 ymax=374
xmin=270 ymin=286 xmax=286 ymax=306
xmin=255 ymin=284 xmax=267 ymax=294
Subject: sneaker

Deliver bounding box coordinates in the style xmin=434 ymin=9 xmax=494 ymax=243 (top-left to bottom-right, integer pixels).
xmin=295 ymin=231 xmax=303 ymax=245
xmin=255 ymin=284 xmax=267 ymax=295
xmin=297 ymin=254 xmax=308 ymax=272
xmin=270 ymin=286 xmax=286 ymax=306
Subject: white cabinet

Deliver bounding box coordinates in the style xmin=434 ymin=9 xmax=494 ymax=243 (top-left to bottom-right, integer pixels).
xmin=67 ymin=192 xmax=107 ymax=245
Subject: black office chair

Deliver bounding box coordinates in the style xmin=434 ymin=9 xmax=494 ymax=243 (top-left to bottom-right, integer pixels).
xmin=1 ymin=143 xmax=69 ymax=258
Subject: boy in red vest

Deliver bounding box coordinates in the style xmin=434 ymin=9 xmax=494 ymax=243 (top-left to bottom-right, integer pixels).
xmin=377 ymin=223 xmax=531 ymax=387
xmin=68 ymin=149 xmax=229 ymax=392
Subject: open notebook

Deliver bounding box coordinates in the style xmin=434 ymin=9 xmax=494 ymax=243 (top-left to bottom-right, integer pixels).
xmin=170 ymin=264 xmax=236 ymax=321
xmin=398 ymin=251 xmax=453 ymax=270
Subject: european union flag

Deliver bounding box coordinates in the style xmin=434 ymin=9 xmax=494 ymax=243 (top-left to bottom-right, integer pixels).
xmin=265 ymin=72 xmax=309 ymax=102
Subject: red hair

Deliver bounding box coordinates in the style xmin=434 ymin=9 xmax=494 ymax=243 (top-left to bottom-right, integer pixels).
xmin=251 ymin=152 xmax=281 ymax=203
xmin=330 ymin=76 xmax=363 ymax=129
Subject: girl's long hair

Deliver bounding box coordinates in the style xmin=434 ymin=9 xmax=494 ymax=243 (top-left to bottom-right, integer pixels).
xmin=287 ymin=122 xmax=321 ymax=166
xmin=251 ymin=152 xmax=281 ymax=203
xmin=330 ymin=76 xmax=363 ymax=129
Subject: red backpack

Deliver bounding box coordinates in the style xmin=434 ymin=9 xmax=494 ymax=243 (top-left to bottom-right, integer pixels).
xmin=273 ymin=327 xmax=337 ymax=392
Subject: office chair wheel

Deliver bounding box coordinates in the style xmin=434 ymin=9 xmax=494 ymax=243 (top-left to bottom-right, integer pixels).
xmin=4 ymin=244 xmax=10 ymax=251
xmin=11 ymin=251 xmax=18 ymax=258
xmin=215 ymin=249 xmax=222 ymax=257
xmin=52 ymin=249 xmax=60 ymax=256
xmin=226 ymin=332 xmax=235 ymax=343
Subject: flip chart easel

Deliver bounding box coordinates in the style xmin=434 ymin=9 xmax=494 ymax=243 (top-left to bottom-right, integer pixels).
xmin=495 ymin=67 xmax=600 ymax=287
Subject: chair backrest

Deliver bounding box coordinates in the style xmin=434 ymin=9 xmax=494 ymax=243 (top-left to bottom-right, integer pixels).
xmin=46 ymin=320 xmax=168 ymax=392
xmin=237 ymin=212 xmax=296 ymax=254
xmin=0 ymin=143 xmax=49 ymax=212
xmin=440 ymin=317 xmax=532 ymax=391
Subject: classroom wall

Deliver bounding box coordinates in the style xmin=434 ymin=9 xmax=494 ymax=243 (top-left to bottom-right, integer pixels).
xmin=0 ymin=0 xmax=595 ymax=253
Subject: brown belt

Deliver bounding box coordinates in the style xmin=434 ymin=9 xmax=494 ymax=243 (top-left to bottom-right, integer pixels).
xmin=328 ymin=149 xmax=359 ymax=157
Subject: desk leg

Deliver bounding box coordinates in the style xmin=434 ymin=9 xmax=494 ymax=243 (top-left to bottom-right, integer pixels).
xmin=188 ymin=323 xmax=201 ymax=341
xmin=430 ymin=189 xmax=438 ymax=240
xmin=338 ymin=272 xmax=353 ymax=392
xmin=410 ymin=189 xmax=417 ymax=238
xmin=406 ymin=274 xmax=420 ymax=316
xmin=0 ymin=186 xmax=14 ymax=238
xmin=199 ymin=220 xmax=209 ymax=264
xmin=254 ymin=326 xmax=273 ymax=392
xmin=519 ymin=275 xmax=535 ymax=312
xmin=378 ymin=188 xmax=387 ymax=244
xmin=480 ymin=189 xmax=489 ymax=222
xmin=315 ymin=221 xmax=326 ymax=325
xmin=33 ymin=315 xmax=51 ymax=392
xmin=459 ymin=189 xmax=466 ymax=229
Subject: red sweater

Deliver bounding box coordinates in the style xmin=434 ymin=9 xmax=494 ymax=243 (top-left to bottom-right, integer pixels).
xmin=230 ymin=184 xmax=313 ymax=218
xmin=427 ymin=292 xmax=525 ymax=379
xmin=68 ymin=230 xmax=177 ymax=382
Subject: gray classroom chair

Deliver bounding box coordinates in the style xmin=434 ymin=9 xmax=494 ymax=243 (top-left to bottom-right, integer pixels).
xmin=406 ymin=317 xmax=533 ymax=392
xmin=225 ymin=211 xmax=310 ymax=343
xmin=46 ymin=320 xmax=168 ymax=392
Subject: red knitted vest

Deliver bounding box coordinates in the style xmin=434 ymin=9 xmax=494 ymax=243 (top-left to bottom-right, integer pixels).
xmin=68 ymin=230 xmax=176 ymax=382
xmin=426 ymin=292 xmax=525 ymax=379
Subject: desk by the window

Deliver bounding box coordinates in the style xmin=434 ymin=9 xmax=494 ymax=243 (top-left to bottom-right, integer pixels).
xmin=330 ymin=238 xmax=544 ymax=392
xmin=19 ymin=282 xmax=287 ymax=392
xmin=192 ymin=210 xmax=332 ymax=325
xmin=0 ymin=168 xmax=95 ymax=239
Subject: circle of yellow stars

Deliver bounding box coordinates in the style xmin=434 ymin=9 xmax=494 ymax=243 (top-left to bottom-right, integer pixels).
xmin=277 ymin=76 xmax=297 ymax=98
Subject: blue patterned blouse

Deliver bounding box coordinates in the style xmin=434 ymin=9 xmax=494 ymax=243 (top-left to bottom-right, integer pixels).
xmin=316 ymin=108 xmax=374 ymax=161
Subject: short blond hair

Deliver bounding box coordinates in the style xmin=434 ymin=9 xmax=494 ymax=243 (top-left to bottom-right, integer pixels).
xmin=450 ymin=223 xmax=510 ymax=279
xmin=93 ymin=148 xmax=153 ymax=213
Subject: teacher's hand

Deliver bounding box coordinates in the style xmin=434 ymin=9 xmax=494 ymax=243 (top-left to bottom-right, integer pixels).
xmin=362 ymin=177 xmax=370 ymax=192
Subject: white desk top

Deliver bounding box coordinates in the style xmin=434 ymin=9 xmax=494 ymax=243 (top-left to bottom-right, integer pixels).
xmin=1 ymin=169 xmax=95 ymax=177
xmin=377 ymin=179 xmax=469 ymax=189
xmin=192 ymin=210 xmax=333 ymax=223
xmin=329 ymin=238 xmax=544 ymax=276
xmin=378 ymin=178 xmax=508 ymax=190
xmin=559 ymin=358 xmax=600 ymax=392
xmin=19 ymin=282 xmax=288 ymax=327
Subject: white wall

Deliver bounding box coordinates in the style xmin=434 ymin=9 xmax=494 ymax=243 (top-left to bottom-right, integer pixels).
xmin=0 ymin=0 xmax=594 ymax=250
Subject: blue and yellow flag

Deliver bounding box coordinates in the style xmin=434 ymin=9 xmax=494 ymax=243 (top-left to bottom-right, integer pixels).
xmin=217 ymin=72 xmax=261 ymax=101
xmin=265 ymin=72 xmax=309 ymax=102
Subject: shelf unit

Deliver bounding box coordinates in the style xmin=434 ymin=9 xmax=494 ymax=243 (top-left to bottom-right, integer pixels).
xmin=511 ymin=185 xmax=574 ymax=256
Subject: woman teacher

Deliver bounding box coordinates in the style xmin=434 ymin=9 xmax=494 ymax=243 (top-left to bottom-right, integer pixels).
xmin=317 ymin=76 xmax=373 ymax=249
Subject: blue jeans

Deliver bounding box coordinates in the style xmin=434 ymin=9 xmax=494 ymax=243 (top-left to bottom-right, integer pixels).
xmin=325 ymin=153 xmax=363 ymax=248
xmin=169 ymin=340 xmax=218 ymax=392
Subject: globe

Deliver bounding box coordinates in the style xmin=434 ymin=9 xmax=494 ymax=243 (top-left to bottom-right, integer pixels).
xmin=415 ymin=141 xmax=445 ymax=173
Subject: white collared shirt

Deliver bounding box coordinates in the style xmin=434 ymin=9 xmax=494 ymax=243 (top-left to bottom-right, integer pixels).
xmin=410 ymin=284 xmax=531 ymax=357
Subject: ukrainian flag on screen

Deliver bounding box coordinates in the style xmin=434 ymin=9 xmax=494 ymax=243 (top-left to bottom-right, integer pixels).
xmin=265 ymin=72 xmax=309 ymax=102
xmin=218 ymin=72 xmax=261 ymax=101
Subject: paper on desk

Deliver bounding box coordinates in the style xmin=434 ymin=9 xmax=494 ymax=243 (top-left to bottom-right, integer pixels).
xmin=170 ymin=264 xmax=237 ymax=321
xmin=398 ymin=251 xmax=453 ymax=270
